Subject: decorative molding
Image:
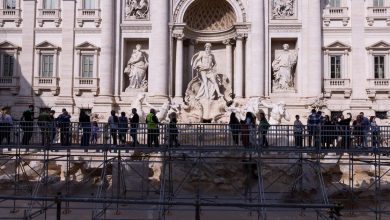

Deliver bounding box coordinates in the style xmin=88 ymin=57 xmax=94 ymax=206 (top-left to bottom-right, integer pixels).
xmin=74 ymin=28 xmax=102 ymax=34
xmin=120 ymin=24 xmax=152 ymax=32
xmin=0 ymin=28 xmax=22 ymax=34
xmin=34 ymin=28 xmax=62 ymax=33
xmin=268 ymin=24 xmax=302 ymax=32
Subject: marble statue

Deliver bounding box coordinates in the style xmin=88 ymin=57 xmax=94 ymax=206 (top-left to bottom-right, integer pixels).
xmin=272 ymin=44 xmax=298 ymax=91
xmin=124 ymin=44 xmax=148 ymax=90
xmin=261 ymin=100 xmax=291 ymax=125
xmin=191 ymin=43 xmax=223 ymax=100
xmin=125 ymin=0 xmax=149 ymax=19
xmin=273 ymin=0 xmax=295 ymax=18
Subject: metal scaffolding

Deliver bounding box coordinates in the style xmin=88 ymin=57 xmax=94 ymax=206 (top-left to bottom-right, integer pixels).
xmin=0 ymin=123 xmax=389 ymax=220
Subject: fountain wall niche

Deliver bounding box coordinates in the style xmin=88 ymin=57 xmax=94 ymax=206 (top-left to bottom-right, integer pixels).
xmin=271 ymin=38 xmax=298 ymax=93
xmin=122 ymin=39 xmax=149 ymax=94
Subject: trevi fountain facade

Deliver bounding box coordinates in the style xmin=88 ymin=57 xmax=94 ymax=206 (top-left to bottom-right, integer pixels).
xmin=1 ymin=0 xmax=390 ymax=123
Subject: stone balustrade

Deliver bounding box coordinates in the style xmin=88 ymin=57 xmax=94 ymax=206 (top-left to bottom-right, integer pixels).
xmin=37 ymin=9 xmax=62 ymax=27
xmin=367 ymin=7 xmax=390 ymax=26
xmin=323 ymin=7 xmax=349 ymax=26
xmin=0 ymin=76 xmax=19 ymax=94
xmin=33 ymin=77 xmax=60 ymax=96
xmin=366 ymin=79 xmax=390 ymax=98
xmin=0 ymin=9 xmax=21 ymax=27
xmin=73 ymin=77 xmax=99 ymax=96
xmin=323 ymin=78 xmax=352 ymax=98
xmin=77 ymin=9 xmax=101 ymax=27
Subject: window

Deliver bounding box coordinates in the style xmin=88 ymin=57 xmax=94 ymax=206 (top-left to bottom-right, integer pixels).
xmin=375 ymin=111 xmax=388 ymax=120
xmin=374 ymin=55 xmax=385 ymax=79
xmin=4 ymin=0 xmax=16 ymax=9
xmin=81 ymin=55 xmax=93 ymax=78
xmin=2 ymin=54 xmax=14 ymax=77
xmin=43 ymin=0 xmax=56 ymax=9
xmin=83 ymin=0 xmax=95 ymax=9
xmin=330 ymin=55 xmax=341 ymax=78
xmin=373 ymin=0 xmax=384 ymax=7
xmin=41 ymin=55 xmax=54 ymax=77
xmin=329 ymin=0 xmax=341 ymax=7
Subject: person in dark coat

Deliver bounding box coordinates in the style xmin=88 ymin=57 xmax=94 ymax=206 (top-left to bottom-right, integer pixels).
xmin=79 ymin=111 xmax=91 ymax=147
xmin=130 ymin=108 xmax=140 ymax=147
xmin=118 ymin=112 xmax=129 ymax=145
xmin=168 ymin=114 xmax=179 ymax=148
xmin=228 ymin=112 xmax=240 ymax=145
xmin=57 ymin=109 xmax=71 ymax=146
xmin=21 ymin=105 xmax=35 ymax=145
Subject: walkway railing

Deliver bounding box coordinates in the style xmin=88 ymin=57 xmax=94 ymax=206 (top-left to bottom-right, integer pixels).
xmin=1 ymin=122 xmax=389 ymax=152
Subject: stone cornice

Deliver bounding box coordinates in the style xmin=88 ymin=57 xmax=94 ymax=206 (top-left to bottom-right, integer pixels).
xmin=0 ymin=28 xmax=22 ymax=34
xmin=35 ymin=28 xmax=62 ymax=33
xmin=74 ymin=28 xmax=102 ymax=34
xmin=120 ymin=24 xmax=152 ymax=32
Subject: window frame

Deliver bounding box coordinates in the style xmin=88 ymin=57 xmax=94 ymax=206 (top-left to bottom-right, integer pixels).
xmin=329 ymin=0 xmax=341 ymax=7
xmin=4 ymin=0 xmax=16 ymax=9
xmin=373 ymin=0 xmax=384 ymax=7
xmin=40 ymin=54 xmax=54 ymax=77
xmin=42 ymin=0 xmax=56 ymax=9
xmin=1 ymin=52 xmax=15 ymax=77
xmin=82 ymin=0 xmax=95 ymax=9
xmin=374 ymin=55 xmax=386 ymax=79
xmin=330 ymin=55 xmax=342 ymax=79
xmin=81 ymin=54 xmax=94 ymax=78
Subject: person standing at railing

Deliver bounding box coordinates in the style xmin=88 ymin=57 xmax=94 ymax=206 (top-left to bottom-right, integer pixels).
xmin=118 ymin=112 xmax=129 ymax=146
xmin=91 ymin=121 xmax=99 ymax=145
xmin=322 ymin=115 xmax=336 ymax=149
xmin=293 ymin=115 xmax=303 ymax=148
xmin=38 ymin=109 xmax=52 ymax=146
xmin=338 ymin=113 xmax=352 ymax=149
xmin=242 ymin=112 xmax=255 ymax=148
xmin=108 ymin=110 xmax=119 ymax=146
xmin=168 ymin=113 xmax=179 ymax=148
xmin=146 ymin=108 xmax=159 ymax=148
xmin=79 ymin=111 xmax=91 ymax=148
xmin=370 ymin=116 xmax=380 ymax=148
xmin=307 ymin=109 xmax=320 ymax=147
xmin=57 ymin=109 xmax=71 ymax=146
xmin=0 ymin=106 xmax=12 ymax=146
xmin=228 ymin=112 xmax=240 ymax=146
xmin=130 ymin=108 xmax=140 ymax=147
xmin=21 ymin=105 xmax=35 ymax=145
xmin=49 ymin=110 xmax=56 ymax=144
xmin=352 ymin=115 xmax=363 ymax=148
xmin=360 ymin=112 xmax=370 ymax=148
xmin=259 ymin=112 xmax=270 ymax=147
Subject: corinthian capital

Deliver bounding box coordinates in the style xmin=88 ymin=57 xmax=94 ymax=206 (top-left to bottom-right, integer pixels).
xmin=172 ymin=33 xmax=185 ymax=40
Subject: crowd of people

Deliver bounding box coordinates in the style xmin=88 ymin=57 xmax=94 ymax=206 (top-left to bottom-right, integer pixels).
xmin=0 ymin=105 xmax=180 ymax=149
xmin=228 ymin=109 xmax=383 ymax=149
xmin=0 ymin=105 xmax=386 ymax=149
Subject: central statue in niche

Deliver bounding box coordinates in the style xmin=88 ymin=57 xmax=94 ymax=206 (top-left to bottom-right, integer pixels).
xmin=192 ymin=43 xmax=224 ymax=100
xmin=184 ymin=43 xmax=233 ymax=122
xmin=272 ymin=43 xmax=298 ymax=91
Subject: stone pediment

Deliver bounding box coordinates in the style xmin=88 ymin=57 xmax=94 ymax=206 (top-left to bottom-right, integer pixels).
xmin=323 ymin=41 xmax=351 ymax=51
xmin=35 ymin=41 xmax=60 ymax=50
xmin=366 ymin=41 xmax=390 ymax=50
xmin=75 ymin=42 xmax=100 ymax=51
xmin=0 ymin=41 xmax=20 ymax=50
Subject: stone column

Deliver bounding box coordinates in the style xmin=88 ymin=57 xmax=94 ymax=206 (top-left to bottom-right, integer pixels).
xmin=188 ymin=40 xmax=195 ymax=79
xmin=234 ymin=35 xmax=244 ymax=98
xmin=149 ymin=0 xmax=169 ymax=97
xmin=305 ymin=0 xmax=322 ymax=96
xmin=97 ymin=0 xmax=115 ymax=101
xmin=56 ymin=0 xmax=75 ymax=109
xmin=16 ymin=0 xmax=36 ymax=106
xmin=223 ymin=39 xmax=233 ymax=84
xmin=174 ymin=34 xmax=184 ymax=97
xmin=249 ymin=0 xmax=265 ymax=97
xmin=351 ymin=0 xmax=367 ymax=100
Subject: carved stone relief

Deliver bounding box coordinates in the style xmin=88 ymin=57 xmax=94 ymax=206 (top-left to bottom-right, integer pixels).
xmin=272 ymin=0 xmax=296 ymax=19
xmin=125 ymin=0 xmax=149 ymax=20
